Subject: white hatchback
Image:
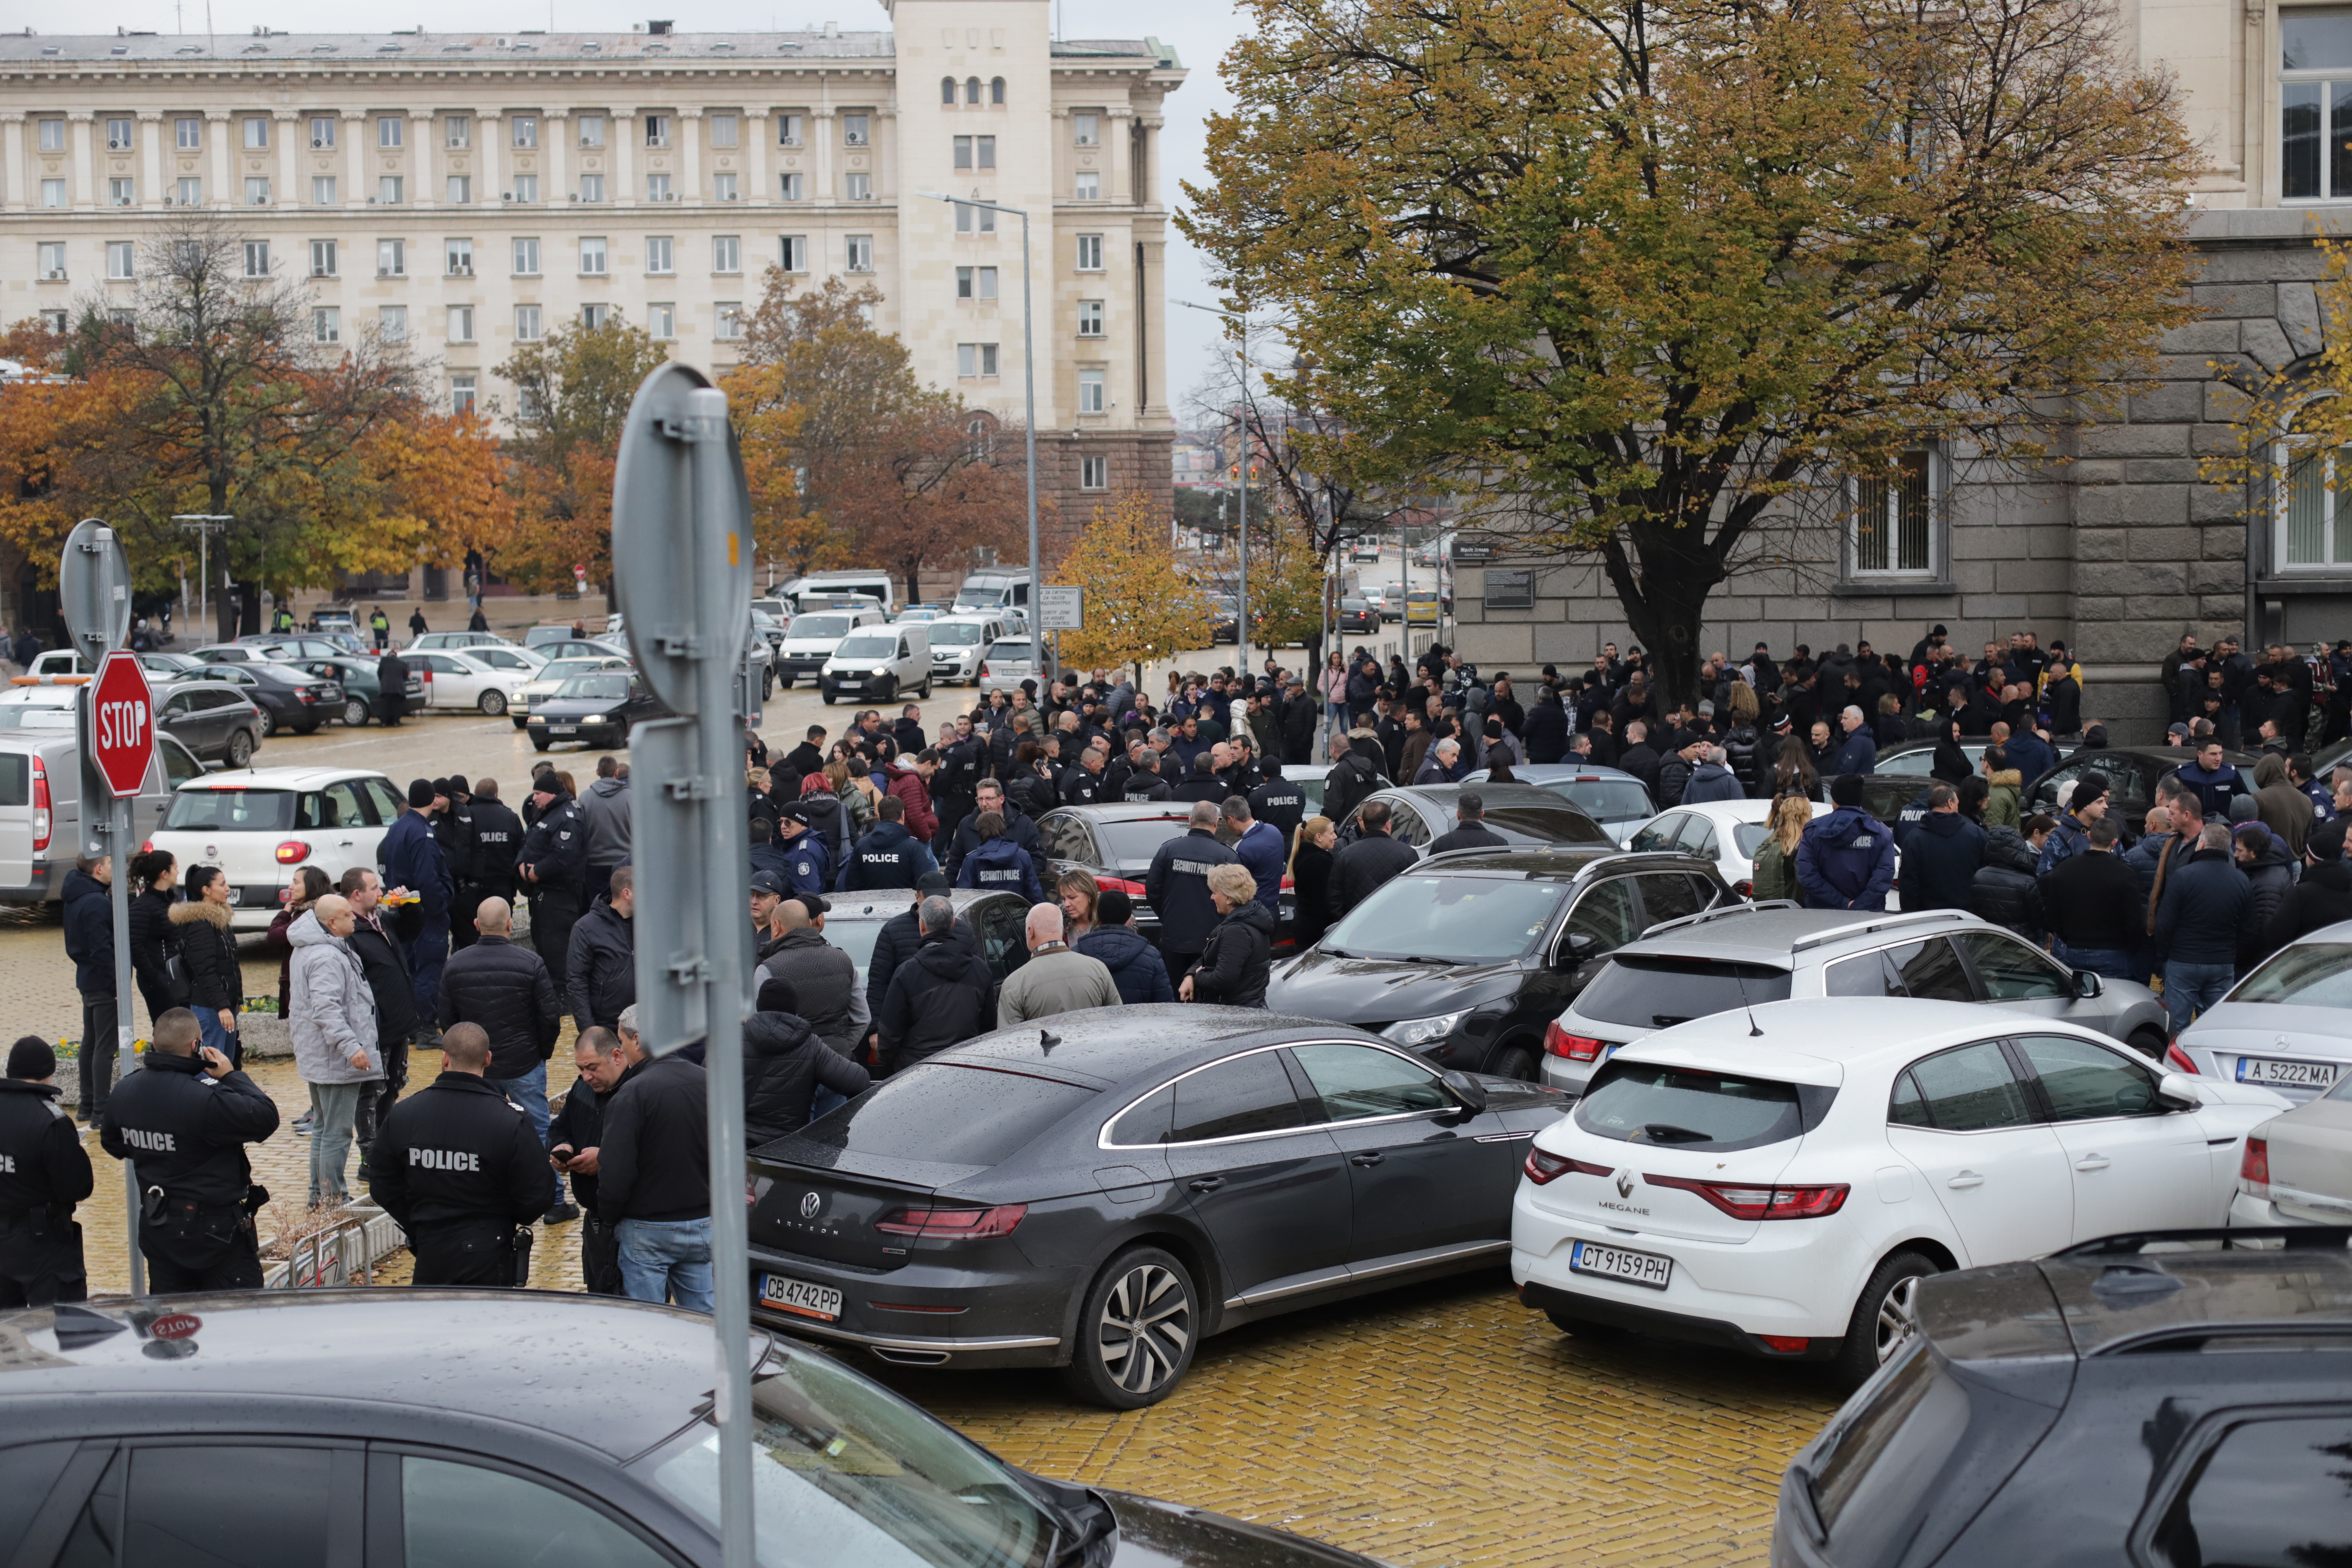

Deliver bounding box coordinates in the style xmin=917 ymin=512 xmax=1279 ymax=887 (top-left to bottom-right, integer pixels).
xmin=406 ymin=648 xmax=542 ymax=716
xmin=1511 ymin=997 xmax=2288 ymax=1388
xmin=147 ymin=767 xmax=404 ymax=930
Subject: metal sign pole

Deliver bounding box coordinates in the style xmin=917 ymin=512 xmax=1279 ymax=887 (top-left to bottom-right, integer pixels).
xmin=108 ymin=788 xmax=139 ymax=1295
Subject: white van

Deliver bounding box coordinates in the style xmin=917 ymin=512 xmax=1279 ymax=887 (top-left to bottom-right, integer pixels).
xmin=819 ymin=624 xmax=931 ymax=704
xmin=924 ymin=614 xmax=1008 ymax=686
xmin=783 ymin=571 xmax=897 ymax=614
xmin=953 ymin=571 xmax=1030 ymax=614
xmin=775 ymin=606 xmax=888 ymax=690
xmin=0 ymin=689 xmax=203 ymax=910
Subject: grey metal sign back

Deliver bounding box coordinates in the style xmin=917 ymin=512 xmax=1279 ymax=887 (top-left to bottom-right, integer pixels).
xmin=60 ymin=518 xmax=132 ymax=660
xmin=612 ymin=364 xmax=753 ymax=720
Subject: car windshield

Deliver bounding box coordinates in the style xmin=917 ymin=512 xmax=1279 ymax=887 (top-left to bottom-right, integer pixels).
xmin=557 ymin=674 xmax=629 ymax=701
xmin=2233 ymin=943 xmax=2352 ymax=1009
xmin=0 ymin=703 xmax=76 ymax=730
xmin=642 ymin=1345 xmax=1058 ymax=1568
xmin=1575 ymin=957 xmax=1794 ymax=1029
xmin=932 ymin=623 xmax=985 ymax=646
xmin=163 ymin=788 xmax=296 ymax=832
xmin=1482 ymin=805 xmax=1612 ymax=844
xmin=1547 ymin=780 xmax=1655 ymax=822
xmin=538 ymin=659 xmax=604 ymax=683
xmin=1323 ymin=874 xmax=1568 ymax=963
xmin=799 ymin=1063 xmax=1094 ymax=1168
xmin=1574 ymin=1062 xmax=1807 ymax=1151
xmin=790 ymin=615 xmax=853 ymax=640
xmin=834 ymin=633 xmax=899 ymax=660
xmin=1094 ymin=819 xmax=1193 ymax=867
xmin=990 ymin=643 xmax=1035 ymax=662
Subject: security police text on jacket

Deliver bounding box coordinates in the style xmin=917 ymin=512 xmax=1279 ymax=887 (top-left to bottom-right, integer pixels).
xmin=0 ymin=1037 xmax=95 ymax=1306
xmin=98 ymin=1010 xmax=280 ymax=1292
xmin=366 ymin=1024 xmax=557 ymax=1286
xmin=838 ymin=801 xmax=940 ymax=891
xmin=1144 ymin=807 xmax=1240 ymax=959
xmin=943 ymin=792 xmax=1040 ymax=880
xmin=956 ymin=825 xmax=1046 ymax=903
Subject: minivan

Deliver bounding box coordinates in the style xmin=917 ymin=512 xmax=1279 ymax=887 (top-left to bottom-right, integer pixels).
xmin=924 ymin=614 xmax=1008 ymax=685
xmin=782 ymin=570 xmax=896 ymax=614
xmin=0 ymin=691 xmax=202 ymax=910
xmin=775 ymin=606 xmax=888 ymax=689
xmin=819 ymin=624 xmax=931 ymax=704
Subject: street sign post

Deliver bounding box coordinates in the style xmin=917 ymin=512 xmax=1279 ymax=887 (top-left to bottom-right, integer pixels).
xmin=1038 ymin=586 xmax=1083 ymax=631
xmin=610 ymin=363 xmax=757 ymax=1568
xmin=60 ymin=521 xmax=145 ymax=1296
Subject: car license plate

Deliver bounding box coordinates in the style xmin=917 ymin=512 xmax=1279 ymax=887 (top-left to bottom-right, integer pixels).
xmin=1569 ymin=1240 xmax=1672 ymax=1290
xmin=2235 ymin=1056 xmax=2343 ymax=1091
xmin=549 ymin=724 xmax=577 ymax=735
xmin=758 ymin=1274 xmax=843 ymax=1322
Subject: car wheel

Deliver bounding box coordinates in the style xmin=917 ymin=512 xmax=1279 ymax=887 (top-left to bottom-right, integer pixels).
xmin=1833 ymin=1250 xmax=1940 ymax=1392
xmin=1544 ymin=1308 xmax=1628 ymax=1340
xmin=1060 ymin=1246 xmax=1197 ymax=1410
xmin=776 ymin=673 xmax=793 ymax=691
xmin=530 ymin=731 xmax=551 ymax=752
xmin=225 ymin=729 xmax=255 ymax=767
xmin=512 ymin=716 xmax=528 ymax=730
xmin=340 ymin=698 xmax=370 ymax=727
xmin=1487 ymin=1042 xmax=1538 ymax=1083
xmin=763 ymin=669 xmax=775 ymax=701
xmin=822 ymin=691 xmax=836 ymax=706
xmin=877 ymin=675 xmax=897 ymax=702
xmin=2127 ymin=1026 xmax=2168 ymax=1063
xmin=255 ymin=706 xmax=276 ymax=738
xmin=479 ymin=690 xmax=507 ymax=717
xmin=919 ymin=675 xmax=932 ymax=699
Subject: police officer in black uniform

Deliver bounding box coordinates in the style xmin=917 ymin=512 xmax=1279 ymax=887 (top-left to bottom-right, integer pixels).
xmin=433 ymin=778 xmax=481 ymax=951
xmin=518 ymin=776 xmax=588 ymax=997
xmin=366 ymin=1022 xmax=558 ymax=1285
xmin=935 ymin=726 xmax=984 ymax=833
xmin=1248 ymin=768 xmax=1307 ymax=850
xmin=840 ymin=795 xmax=933 ymax=890
xmin=465 ymin=775 xmax=525 ymax=921
xmin=0 ymin=1036 xmax=94 ymax=1306
xmin=98 ymin=1008 xmax=280 ymax=1292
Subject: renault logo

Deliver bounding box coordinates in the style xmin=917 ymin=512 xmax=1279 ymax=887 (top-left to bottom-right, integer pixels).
xmin=799 ymin=1191 xmax=822 ymax=1219
xmin=1616 ymin=1170 xmax=1636 ymax=1200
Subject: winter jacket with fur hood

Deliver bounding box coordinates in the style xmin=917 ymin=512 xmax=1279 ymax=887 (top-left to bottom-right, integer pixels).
xmin=170 ymin=897 xmax=244 ymax=1013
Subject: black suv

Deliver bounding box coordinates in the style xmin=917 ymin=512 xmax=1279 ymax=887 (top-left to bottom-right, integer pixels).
xmin=1774 ymin=1227 xmax=2352 ymax=1568
xmin=1264 ymin=845 xmax=1734 ymax=1081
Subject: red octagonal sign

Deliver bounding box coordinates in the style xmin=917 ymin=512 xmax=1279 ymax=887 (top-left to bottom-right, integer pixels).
xmin=89 ymin=650 xmax=155 ymax=799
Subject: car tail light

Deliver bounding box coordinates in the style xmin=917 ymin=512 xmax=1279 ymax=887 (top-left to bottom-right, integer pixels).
xmin=1523 ymin=1149 xmax=1612 ymax=1185
xmin=1099 ymin=876 xmax=1147 ymax=897
xmin=1543 ymin=1020 xmax=1607 ymax=1061
xmin=1280 ymin=873 xmax=1294 ymax=891
xmin=977 ymin=662 xmax=990 ymax=678
xmin=1733 ymin=879 xmax=1753 ymax=899
xmin=1646 ymin=1173 xmax=1850 ymax=1220
xmin=276 ymin=840 xmax=311 ymax=864
xmin=30 ymin=757 xmax=51 ymax=852
xmin=874 ymin=1204 xmax=1027 ymax=1240
xmin=2167 ymin=1043 xmax=2199 ymax=1075
xmin=2240 ymin=1136 xmax=2271 ymax=1199
xmin=1758 ymin=1335 xmax=1811 ymax=1354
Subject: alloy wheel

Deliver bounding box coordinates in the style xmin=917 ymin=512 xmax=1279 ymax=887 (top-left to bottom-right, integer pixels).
xmin=1874 ymin=1273 xmax=1923 ymax=1362
xmin=1096 ymin=1262 xmax=1193 ymax=1397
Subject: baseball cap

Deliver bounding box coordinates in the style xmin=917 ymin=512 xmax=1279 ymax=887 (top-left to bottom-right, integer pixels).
xmin=748 ymin=871 xmax=786 ymax=896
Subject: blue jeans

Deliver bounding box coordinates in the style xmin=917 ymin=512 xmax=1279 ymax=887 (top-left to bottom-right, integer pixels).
xmin=2053 ymin=942 xmax=2135 ymax=983
xmin=487 ymin=1063 xmax=562 ymax=1209
xmin=810 ymin=1085 xmax=850 ymax=1122
xmin=2164 ymin=960 xmax=2236 ymax=1031
xmin=198 ymin=1008 xmax=241 ymax=1072
xmin=616 ymin=1216 xmax=714 ymax=1312
xmin=307 ymin=1081 xmax=364 ymax=1207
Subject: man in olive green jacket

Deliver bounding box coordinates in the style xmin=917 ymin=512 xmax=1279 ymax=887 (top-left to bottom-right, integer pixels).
xmin=1982 ymin=747 xmax=2023 ymax=830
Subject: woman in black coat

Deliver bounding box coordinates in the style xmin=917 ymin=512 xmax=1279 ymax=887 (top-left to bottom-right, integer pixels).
xmin=1181 ymin=865 xmax=1276 ymax=1008
xmin=170 ymin=865 xmax=246 ymax=1067
xmin=1929 ymin=717 xmax=1975 ymax=786
xmin=1288 ymin=818 xmax=1339 ymax=953
xmin=126 ymin=849 xmax=184 ymax=1024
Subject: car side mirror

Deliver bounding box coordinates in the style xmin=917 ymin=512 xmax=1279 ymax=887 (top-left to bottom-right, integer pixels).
xmin=1560 ymin=931 xmax=1598 ymax=964
xmin=1441 ymin=1070 xmax=1488 ymax=1117
xmin=2156 ymin=1071 xmax=2200 ymax=1110
xmin=2074 ymin=969 xmax=2104 ymax=999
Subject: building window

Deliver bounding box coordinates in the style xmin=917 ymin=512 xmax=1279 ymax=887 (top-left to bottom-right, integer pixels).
xmin=37 ymin=242 xmax=66 ymax=279
xmin=647 ymin=173 xmax=674 ymax=202
xmin=314 ymin=306 xmax=340 ymax=344
xmin=106 ymin=242 xmax=135 ymax=280
xmin=580 ymin=237 xmax=608 ymax=274
xmin=446 ymin=115 xmax=471 ymax=149
xmin=954 ymin=135 xmax=997 ymax=170
xmin=843 ymin=113 xmax=869 ymax=147
xmin=1080 ymin=455 xmax=1109 ymax=490
xmin=243 ymin=240 xmax=271 ymax=277
xmin=512 ymin=116 xmax=537 ymax=150
xmin=955 ymin=201 xmax=997 ymax=234
xmin=1078 ymin=368 xmax=1107 ymax=414
xmin=35 ymin=119 xmax=62 ymax=152
xmin=451 ymin=374 xmax=476 ymax=416
xmin=2282 ymin=10 xmax=2352 ymax=199
xmin=176 ymin=116 xmax=202 ymax=150
xmin=311 ymin=239 xmax=338 ymax=277
xmin=713 ymin=234 xmax=742 ymax=273
xmin=246 ymin=177 xmax=272 ymax=206
xmin=780 ymin=235 xmax=808 ymax=272
xmin=512 ymin=175 xmax=539 ymax=204
xmin=777 ymin=114 xmax=803 ymax=146
xmin=379 ymin=305 xmax=407 ymax=342
xmin=717 ymin=302 xmax=743 ymax=340
xmin=710 ymin=112 xmax=739 ymax=148
xmin=517 ymin=385 xmax=542 ymax=421
xmin=446 ymin=237 xmax=473 ymax=276
xmin=650 ymin=302 xmax=676 ymax=340
xmin=577 ymin=115 xmax=604 ymax=148
xmin=847 ymin=235 xmax=874 ymax=272
xmin=2277 ymin=426 xmax=2352 ymax=568
xmin=515 ymin=304 xmax=543 ymax=341
xmin=1850 ymin=450 xmax=1936 ymax=576
xmin=378 ymin=116 xmax=403 ymax=149
xmin=1076 ymin=234 xmax=1104 ymax=270
xmin=448 ymin=305 xmax=475 ymax=342
xmin=941 ymin=76 xmax=957 ymax=105
xmin=778 ymin=172 xmax=804 ymax=201
xmin=377 ymin=238 xmax=405 ymax=276
xmin=582 ymin=302 xmax=610 ymax=330
xmin=40 ymin=309 xmax=69 ymax=334
xmin=1078 ymin=300 xmax=1105 ymax=336
xmin=447 ymin=175 xmax=472 ymax=205
xmin=107 ymin=118 xmax=135 ymax=151
xmin=41 ymin=180 xmax=65 ymax=208
xmin=646 ymin=236 xmax=675 ymax=273
xmin=579 ymin=174 xmax=605 ymax=203
xmin=965 ymin=77 xmax=983 ymax=106
xmin=845 ymin=172 xmax=873 ymax=201
xmin=713 ymin=172 xmax=739 ymax=202
xmin=109 ymin=178 xmax=135 ymax=207
xmin=644 ymin=114 xmax=671 ymax=148
xmin=311 ymin=116 xmax=336 ymax=150
xmin=957 ymin=265 xmax=999 ymax=300
xmin=1074 ymin=113 xmax=1099 ymax=147
xmin=513 ymin=237 xmax=541 ymax=275
xmin=379 ymin=176 xmax=404 ymax=205
xmin=243 ymin=116 xmax=269 ymax=150
xmin=311 ymin=176 xmax=335 ymax=205
xmin=1075 ymin=171 xmax=1100 ymax=200
xmin=957 ymin=343 xmax=1000 ymax=377
xmin=991 ymin=77 xmax=1006 ymax=105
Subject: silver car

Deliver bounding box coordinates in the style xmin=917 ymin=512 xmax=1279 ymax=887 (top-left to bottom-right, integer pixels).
xmin=1540 ymin=904 xmax=2173 ymax=1097
xmin=2176 ymin=920 xmax=2352 ymax=1104
xmin=976 ymin=635 xmax=1040 ymax=695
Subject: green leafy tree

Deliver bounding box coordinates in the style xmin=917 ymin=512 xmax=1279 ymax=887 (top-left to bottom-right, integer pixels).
xmin=493 ymin=312 xmax=671 ymax=591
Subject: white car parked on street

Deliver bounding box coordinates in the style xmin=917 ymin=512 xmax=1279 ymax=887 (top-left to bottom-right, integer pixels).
xmin=1512 ymin=997 xmax=2289 ymax=1388
xmin=147 ymin=767 xmax=405 ymax=930
xmin=405 ymin=648 xmax=539 ymax=716
xmin=2172 ymin=920 xmax=2352 ymax=1102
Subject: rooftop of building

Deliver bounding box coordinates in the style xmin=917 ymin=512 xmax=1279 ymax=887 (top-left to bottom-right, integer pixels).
xmin=0 ymin=28 xmax=1180 ymax=68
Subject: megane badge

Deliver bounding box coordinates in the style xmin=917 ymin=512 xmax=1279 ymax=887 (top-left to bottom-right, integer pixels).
xmin=1616 ymin=1171 xmax=1635 ymax=1199
xmin=799 ymin=1191 xmax=822 ymax=1219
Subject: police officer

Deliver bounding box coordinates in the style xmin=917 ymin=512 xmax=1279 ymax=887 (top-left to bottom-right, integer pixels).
xmin=465 ymin=775 xmax=525 ymax=917
xmin=98 ymin=1008 xmax=280 ymax=1292
xmin=935 ymin=723 xmax=984 ymax=835
xmin=0 ymin=1036 xmax=93 ymax=1307
xmin=839 ymin=795 xmax=938 ymax=890
xmin=365 ymin=1022 xmax=557 ymax=1285
xmin=519 ymin=776 xmax=588 ymax=997
xmin=432 ymin=778 xmax=481 ymax=952
xmin=776 ymin=804 xmax=833 ymax=895
xmin=1248 ymin=767 xmax=1308 ymax=850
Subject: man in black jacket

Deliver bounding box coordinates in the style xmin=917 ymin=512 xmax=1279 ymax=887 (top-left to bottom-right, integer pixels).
xmin=376 ymin=647 xmax=410 ymax=725
xmin=466 ymin=776 xmax=526 ymax=910
xmin=746 ymin=975 xmax=871 ymax=1142
xmin=61 ymin=856 xmax=117 ymax=1124
xmin=599 ymin=1008 xmax=713 ymax=1311
xmin=865 ymin=894 xmax=979 ymax=1028
xmin=340 ymin=867 xmax=423 ymax=1157
xmin=0 ymin=1036 xmax=94 ymax=1306
xmin=2038 ymin=816 xmax=2142 ymax=981
xmin=1896 ymin=783 xmax=1987 ymax=914
xmin=519 ymin=778 xmax=589 ymax=998
xmin=1321 ymin=732 xmax=1386 ymax=828
xmin=838 ymin=796 xmax=939 ymax=890
xmin=366 ymin=1022 xmax=558 ymax=1286
xmin=437 ymin=898 xmax=570 ymax=1222
xmin=877 ymin=898 xmax=999 ymax=1075
xmin=2260 ymin=817 xmax=2352 ymax=958
xmin=1144 ymin=802 xmax=1238 ymax=978
xmin=547 ymin=1027 xmax=627 ymax=1294
xmin=565 ymin=868 xmax=637 ymax=1034
xmin=1427 ymin=791 xmax=1511 ymax=856
xmin=942 ymin=779 xmax=1040 ymax=880
xmin=1329 ymin=801 xmax=1419 ymax=920
xmin=98 ymin=1008 xmax=280 ymax=1292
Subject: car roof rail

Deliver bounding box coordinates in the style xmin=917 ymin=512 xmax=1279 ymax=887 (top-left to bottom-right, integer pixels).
xmin=1639 ymin=898 xmax=1798 ymax=938
xmin=1787 ymin=908 xmax=1972 ymax=954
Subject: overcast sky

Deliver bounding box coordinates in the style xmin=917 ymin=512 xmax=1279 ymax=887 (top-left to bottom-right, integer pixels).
xmin=82 ymin=0 xmax=1251 ymax=413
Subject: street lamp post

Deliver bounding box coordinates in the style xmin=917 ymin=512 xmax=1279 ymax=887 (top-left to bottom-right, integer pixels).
xmin=1176 ymin=300 xmax=1250 ymax=675
xmin=172 ymin=514 xmax=232 ymax=641
xmin=917 ymin=192 xmax=1041 ymax=676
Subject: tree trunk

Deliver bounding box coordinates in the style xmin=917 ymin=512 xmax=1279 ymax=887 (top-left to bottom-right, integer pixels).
xmin=1601 ymin=530 xmax=1721 ymax=716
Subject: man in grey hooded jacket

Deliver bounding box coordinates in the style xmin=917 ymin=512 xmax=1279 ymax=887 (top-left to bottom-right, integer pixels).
xmin=578 ymin=755 xmax=633 ymax=900
xmin=289 ymin=896 xmax=381 ymax=1207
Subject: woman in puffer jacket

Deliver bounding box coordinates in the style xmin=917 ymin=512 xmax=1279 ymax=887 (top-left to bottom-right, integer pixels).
xmin=172 ymin=866 xmax=246 ymax=1068
xmin=1181 ymin=865 xmax=1276 ymax=1008
xmin=744 ymin=977 xmax=871 ymax=1144
xmin=287 ymin=900 xmax=380 ymax=1208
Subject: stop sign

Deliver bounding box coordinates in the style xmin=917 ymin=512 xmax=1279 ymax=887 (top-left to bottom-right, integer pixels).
xmin=88 ymin=651 xmax=154 ymax=799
